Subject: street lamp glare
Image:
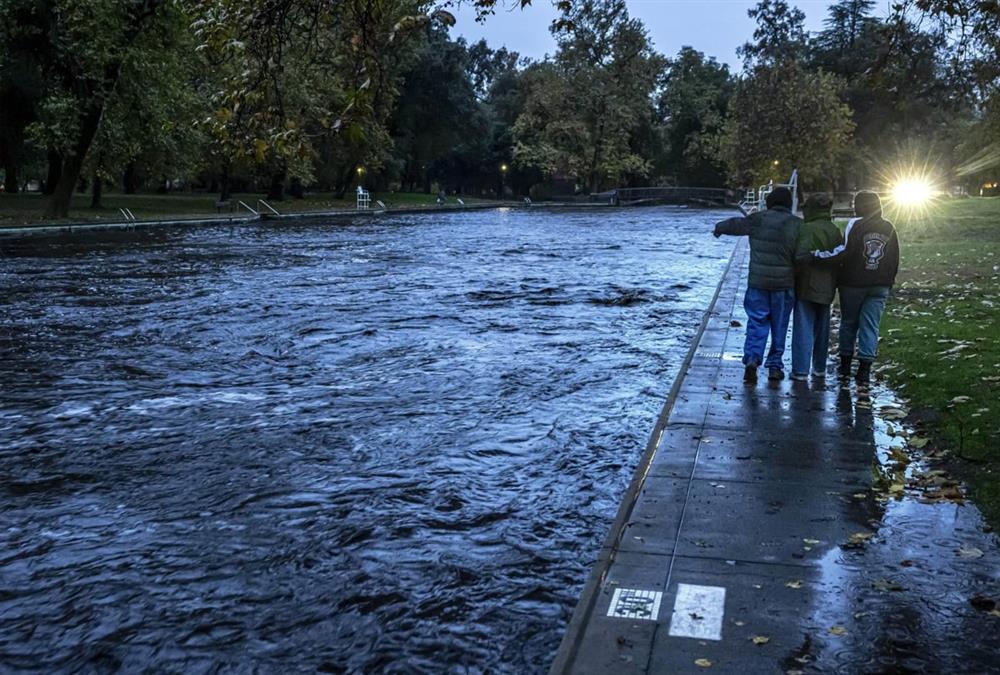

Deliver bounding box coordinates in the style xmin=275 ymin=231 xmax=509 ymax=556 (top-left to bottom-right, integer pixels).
xmin=890 ymin=177 xmax=933 ymax=207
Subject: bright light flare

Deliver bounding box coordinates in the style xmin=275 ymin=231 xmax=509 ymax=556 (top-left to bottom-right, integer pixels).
xmin=890 ymin=178 xmax=934 ymax=207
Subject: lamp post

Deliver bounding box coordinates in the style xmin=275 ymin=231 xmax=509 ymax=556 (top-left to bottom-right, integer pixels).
xmin=499 ymin=163 xmax=508 ymax=200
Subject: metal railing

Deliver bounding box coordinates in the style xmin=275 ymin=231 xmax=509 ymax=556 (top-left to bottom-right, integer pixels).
xmin=738 ymin=170 xmax=798 ymax=215
xmin=257 ymin=199 xmax=280 ymax=216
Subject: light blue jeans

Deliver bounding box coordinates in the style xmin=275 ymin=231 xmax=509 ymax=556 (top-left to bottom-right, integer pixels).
xmin=792 ymin=300 xmax=832 ymax=375
xmin=838 ymin=286 xmax=891 ymax=361
xmin=743 ymin=288 xmax=795 ymax=369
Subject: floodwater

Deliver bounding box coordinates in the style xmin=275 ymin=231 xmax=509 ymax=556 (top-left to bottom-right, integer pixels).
xmin=0 ymin=207 xmax=733 ymax=672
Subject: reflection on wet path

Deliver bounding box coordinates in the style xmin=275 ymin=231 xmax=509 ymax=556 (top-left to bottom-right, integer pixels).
xmin=0 ymin=208 xmax=732 ymax=671
xmin=551 ymin=244 xmax=1000 ymax=674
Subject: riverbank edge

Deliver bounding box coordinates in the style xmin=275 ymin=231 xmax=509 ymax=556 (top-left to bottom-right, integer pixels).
xmin=0 ymin=202 xmax=562 ymax=238
xmin=0 ymin=200 xmax=736 ymax=239
xmin=548 ymin=240 xmax=742 ymax=675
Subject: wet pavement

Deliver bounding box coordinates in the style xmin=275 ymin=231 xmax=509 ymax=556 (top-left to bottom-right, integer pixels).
xmin=552 ymin=241 xmax=1000 ymax=674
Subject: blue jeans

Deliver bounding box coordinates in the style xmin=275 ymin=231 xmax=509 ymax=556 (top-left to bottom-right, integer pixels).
xmin=742 ymin=287 xmax=795 ymax=369
xmin=792 ymin=300 xmax=832 ymax=375
xmin=838 ymin=286 xmax=891 ymax=361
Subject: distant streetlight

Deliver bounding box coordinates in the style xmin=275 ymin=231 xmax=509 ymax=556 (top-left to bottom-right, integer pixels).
xmin=772 ymin=160 xmax=780 ymax=167
xmin=498 ymin=163 xmax=509 ymax=200
xmin=356 ymin=166 xmax=365 ymax=176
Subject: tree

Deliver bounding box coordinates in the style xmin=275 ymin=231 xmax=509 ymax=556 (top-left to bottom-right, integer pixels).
xmin=656 ymin=47 xmax=733 ymax=186
xmin=389 ymin=31 xmax=489 ymax=193
xmin=906 ymin=0 xmax=1000 ymax=96
xmin=737 ymin=0 xmax=809 ymax=71
xmin=466 ymin=39 xmax=520 ymax=100
xmin=815 ymin=0 xmax=876 ymax=56
xmin=720 ymin=62 xmax=854 ymax=187
xmin=0 ymin=0 xmax=49 ymax=194
xmin=20 ymin=0 xmax=172 ymax=218
xmin=512 ymin=0 xmax=664 ymax=193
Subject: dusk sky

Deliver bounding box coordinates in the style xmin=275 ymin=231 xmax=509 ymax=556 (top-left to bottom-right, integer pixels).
xmin=453 ymin=0 xmax=889 ymax=69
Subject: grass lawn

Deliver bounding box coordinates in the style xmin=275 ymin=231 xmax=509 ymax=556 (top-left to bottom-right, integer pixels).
xmin=0 ymin=190 xmax=495 ymax=228
xmin=877 ymin=197 xmax=1000 ymax=527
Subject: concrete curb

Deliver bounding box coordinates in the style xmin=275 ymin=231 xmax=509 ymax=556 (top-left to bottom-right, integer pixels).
xmin=548 ymin=241 xmax=743 ymax=675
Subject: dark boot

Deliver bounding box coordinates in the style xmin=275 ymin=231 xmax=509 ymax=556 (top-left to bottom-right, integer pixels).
xmin=856 ymin=359 xmax=872 ymax=384
xmin=838 ymin=354 xmax=853 ymax=378
xmin=768 ymin=367 xmax=785 ymax=381
xmin=744 ymin=365 xmax=758 ymax=383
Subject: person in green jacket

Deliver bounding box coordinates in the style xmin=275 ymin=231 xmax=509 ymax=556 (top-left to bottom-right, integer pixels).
xmin=790 ymin=193 xmax=842 ymax=380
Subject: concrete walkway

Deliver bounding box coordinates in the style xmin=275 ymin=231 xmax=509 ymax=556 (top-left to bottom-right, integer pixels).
xmin=551 ymin=240 xmax=1000 ymax=674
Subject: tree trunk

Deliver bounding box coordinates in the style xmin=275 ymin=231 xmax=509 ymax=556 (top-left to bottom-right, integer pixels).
xmin=289 ymin=176 xmax=304 ymax=198
xmin=3 ymin=158 xmax=18 ymax=194
xmin=335 ymin=164 xmax=355 ymax=199
xmin=267 ymin=169 xmax=285 ymax=201
xmin=44 ymin=150 xmax=62 ymax=195
xmin=122 ymin=162 xmax=138 ymax=194
xmin=45 ymin=105 xmax=104 ymax=218
xmin=90 ymin=172 xmax=103 ymax=208
xmin=219 ymin=166 xmax=231 ymax=201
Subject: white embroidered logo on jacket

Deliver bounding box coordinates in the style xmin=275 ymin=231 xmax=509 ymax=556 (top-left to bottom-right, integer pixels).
xmin=863 ymin=233 xmax=888 ymax=270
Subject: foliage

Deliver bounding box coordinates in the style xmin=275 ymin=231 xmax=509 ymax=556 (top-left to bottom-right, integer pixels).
xmin=2 ymin=0 xmax=1000 ymax=211
xmin=512 ymin=0 xmax=664 ymax=192
xmin=737 ymin=0 xmax=809 ymax=70
xmin=656 ymin=47 xmax=733 ymax=187
xmin=388 ymin=30 xmax=489 ymax=193
xmin=720 ymin=62 xmax=854 ymax=187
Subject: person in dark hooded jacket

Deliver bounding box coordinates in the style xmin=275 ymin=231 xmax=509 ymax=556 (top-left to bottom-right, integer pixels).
xmin=812 ymin=191 xmax=900 ymax=383
xmin=713 ymin=187 xmax=802 ymax=383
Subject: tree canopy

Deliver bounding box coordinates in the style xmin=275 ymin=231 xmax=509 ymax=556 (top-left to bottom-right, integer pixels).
xmin=1 ymin=0 xmax=999 ymax=214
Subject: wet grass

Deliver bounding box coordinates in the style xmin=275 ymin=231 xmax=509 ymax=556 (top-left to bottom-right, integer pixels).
xmin=877 ymin=197 xmax=1000 ymax=529
xmin=0 ymin=190 xmax=494 ymax=227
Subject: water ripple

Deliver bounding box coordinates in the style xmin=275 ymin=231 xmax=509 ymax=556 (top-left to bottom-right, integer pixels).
xmin=0 ymin=208 xmax=732 ymax=672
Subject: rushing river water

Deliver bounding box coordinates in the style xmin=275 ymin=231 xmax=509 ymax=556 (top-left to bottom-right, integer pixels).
xmin=0 ymin=207 xmax=732 ymax=673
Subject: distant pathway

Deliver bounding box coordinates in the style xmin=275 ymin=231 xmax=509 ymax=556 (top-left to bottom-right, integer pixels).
xmin=551 ymin=239 xmax=1000 ymax=674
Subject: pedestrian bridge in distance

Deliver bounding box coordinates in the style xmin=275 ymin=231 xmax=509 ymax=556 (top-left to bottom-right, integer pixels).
xmin=605 ymin=186 xmax=734 ymax=207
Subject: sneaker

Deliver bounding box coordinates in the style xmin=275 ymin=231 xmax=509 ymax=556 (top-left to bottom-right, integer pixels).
xmin=768 ymin=368 xmax=785 ymax=381
xmin=743 ymin=365 xmax=758 ymax=383
xmin=790 ymin=372 xmax=808 ymax=381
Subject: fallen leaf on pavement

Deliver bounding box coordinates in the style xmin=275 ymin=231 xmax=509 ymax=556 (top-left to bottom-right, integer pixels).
xmin=845 ymin=532 xmax=874 ymax=547
xmin=785 ymin=580 xmax=803 ymax=589
xmin=695 ymin=658 xmax=713 ymax=667
xmin=751 ymin=636 xmax=770 ymax=645
xmin=829 ymin=626 xmax=847 ymax=636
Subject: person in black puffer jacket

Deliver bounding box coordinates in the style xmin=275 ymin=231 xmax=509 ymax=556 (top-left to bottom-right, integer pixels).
xmin=713 ymin=187 xmax=802 ymax=383
xmin=812 ymin=191 xmax=900 ymax=383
